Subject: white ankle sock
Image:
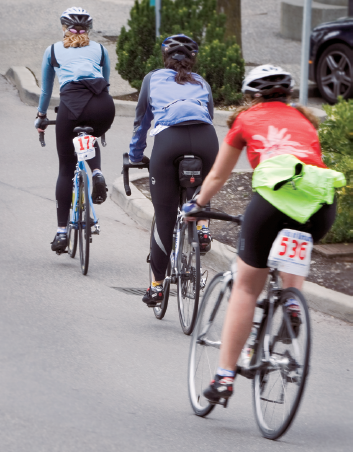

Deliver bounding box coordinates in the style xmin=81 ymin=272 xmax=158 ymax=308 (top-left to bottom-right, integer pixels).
xmin=57 ymin=227 xmax=67 ymax=234
xmin=92 ymin=169 xmax=102 ymax=177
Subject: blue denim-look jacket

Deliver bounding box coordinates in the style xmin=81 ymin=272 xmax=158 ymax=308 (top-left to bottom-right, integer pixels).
xmin=129 ymin=69 xmax=214 ymax=163
xmin=37 ymin=40 xmax=110 ymax=114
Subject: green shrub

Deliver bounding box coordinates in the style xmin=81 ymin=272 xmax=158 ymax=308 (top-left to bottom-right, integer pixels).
xmin=319 ymin=97 xmax=353 ymax=243
xmin=116 ymin=0 xmax=156 ymax=91
xmin=116 ymin=0 xmax=244 ymax=104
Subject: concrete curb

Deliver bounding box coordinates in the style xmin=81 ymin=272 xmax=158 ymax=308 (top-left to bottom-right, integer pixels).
xmin=112 ymin=173 xmax=353 ymax=323
xmin=5 ymin=66 xmax=327 ymax=124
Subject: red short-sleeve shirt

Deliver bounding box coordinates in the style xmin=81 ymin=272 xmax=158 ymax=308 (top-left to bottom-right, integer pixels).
xmin=225 ymin=102 xmax=326 ymax=169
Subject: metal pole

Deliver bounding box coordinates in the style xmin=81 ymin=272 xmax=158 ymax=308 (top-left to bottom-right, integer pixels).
xmin=349 ymin=0 xmax=353 ymax=17
xmin=299 ymin=0 xmax=312 ymax=105
xmin=155 ymin=0 xmax=161 ymax=38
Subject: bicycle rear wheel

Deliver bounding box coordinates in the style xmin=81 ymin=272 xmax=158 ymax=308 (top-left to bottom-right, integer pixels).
xmin=253 ymin=287 xmax=311 ymax=440
xmin=188 ymin=272 xmax=232 ymax=416
xmin=67 ymin=203 xmax=78 ymax=259
xmin=177 ymin=221 xmax=200 ymax=335
xmin=148 ymin=216 xmax=170 ymax=320
xmin=78 ymin=170 xmax=90 ymax=275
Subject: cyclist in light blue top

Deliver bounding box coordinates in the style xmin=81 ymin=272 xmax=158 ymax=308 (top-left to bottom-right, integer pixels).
xmin=127 ymin=34 xmax=218 ymax=306
xmin=34 ymin=7 xmax=115 ymax=254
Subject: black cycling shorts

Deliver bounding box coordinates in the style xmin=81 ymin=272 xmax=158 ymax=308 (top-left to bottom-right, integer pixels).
xmin=238 ymin=192 xmax=336 ymax=268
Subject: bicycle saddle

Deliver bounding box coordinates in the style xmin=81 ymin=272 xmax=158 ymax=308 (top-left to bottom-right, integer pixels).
xmin=73 ymin=126 xmax=94 ymax=135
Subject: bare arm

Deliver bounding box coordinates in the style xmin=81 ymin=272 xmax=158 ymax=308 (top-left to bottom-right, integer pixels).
xmin=197 ymin=141 xmax=243 ymax=206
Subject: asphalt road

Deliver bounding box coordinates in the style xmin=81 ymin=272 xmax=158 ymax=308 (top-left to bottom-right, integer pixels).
xmin=1 ymin=67 xmax=353 ymax=451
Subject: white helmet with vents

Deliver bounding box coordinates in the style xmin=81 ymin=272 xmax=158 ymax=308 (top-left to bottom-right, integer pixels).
xmin=242 ymin=65 xmax=294 ymax=98
xmin=60 ymin=7 xmax=93 ymax=30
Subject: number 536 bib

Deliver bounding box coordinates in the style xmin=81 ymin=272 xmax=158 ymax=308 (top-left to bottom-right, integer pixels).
xmin=267 ymin=229 xmax=313 ymax=277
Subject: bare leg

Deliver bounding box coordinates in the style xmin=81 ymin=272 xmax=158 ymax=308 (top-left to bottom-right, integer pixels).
xmin=219 ymin=257 xmax=269 ymax=371
xmin=281 ymin=272 xmax=305 ymax=291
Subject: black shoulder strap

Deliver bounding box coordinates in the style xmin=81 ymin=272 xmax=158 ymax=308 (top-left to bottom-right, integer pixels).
xmin=99 ymin=44 xmax=105 ymax=67
xmin=51 ymin=44 xmax=60 ymax=68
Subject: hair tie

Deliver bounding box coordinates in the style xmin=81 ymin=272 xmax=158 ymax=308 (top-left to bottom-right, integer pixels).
xmin=69 ymin=28 xmax=86 ymax=34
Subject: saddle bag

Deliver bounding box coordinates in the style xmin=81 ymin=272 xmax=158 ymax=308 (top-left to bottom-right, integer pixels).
xmin=177 ymin=155 xmax=203 ymax=188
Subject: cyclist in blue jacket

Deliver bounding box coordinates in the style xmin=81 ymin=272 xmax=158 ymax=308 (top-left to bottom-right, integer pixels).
xmin=128 ymin=34 xmax=218 ymax=306
xmin=34 ymin=7 xmax=115 ymax=253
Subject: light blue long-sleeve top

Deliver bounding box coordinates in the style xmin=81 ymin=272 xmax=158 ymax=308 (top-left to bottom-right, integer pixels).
xmin=38 ymin=40 xmax=110 ymax=114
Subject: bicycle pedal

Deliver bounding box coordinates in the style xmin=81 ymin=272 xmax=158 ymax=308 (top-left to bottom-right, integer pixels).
xmin=210 ymin=398 xmax=229 ymax=408
xmin=147 ymin=303 xmax=161 ymax=308
xmin=55 ymin=250 xmax=68 ymax=256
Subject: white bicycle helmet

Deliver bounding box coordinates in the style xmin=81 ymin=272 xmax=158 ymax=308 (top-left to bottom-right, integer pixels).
xmin=242 ymin=65 xmax=294 ymax=98
xmin=60 ymin=7 xmax=93 ymax=30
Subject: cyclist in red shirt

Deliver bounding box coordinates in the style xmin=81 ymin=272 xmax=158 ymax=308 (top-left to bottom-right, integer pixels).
xmin=183 ymin=65 xmax=340 ymax=403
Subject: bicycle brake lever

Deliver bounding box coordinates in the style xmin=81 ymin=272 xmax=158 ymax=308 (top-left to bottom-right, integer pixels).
xmin=39 ymin=132 xmax=46 ymax=147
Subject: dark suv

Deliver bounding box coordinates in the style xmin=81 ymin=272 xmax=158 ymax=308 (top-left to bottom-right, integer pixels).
xmin=309 ymin=17 xmax=353 ymax=103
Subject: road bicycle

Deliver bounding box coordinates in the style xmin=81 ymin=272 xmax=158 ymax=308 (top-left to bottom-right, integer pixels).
xmin=122 ymin=153 xmax=206 ymax=335
xmin=39 ymin=116 xmax=106 ymax=275
xmin=188 ymin=210 xmax=311 ymax=440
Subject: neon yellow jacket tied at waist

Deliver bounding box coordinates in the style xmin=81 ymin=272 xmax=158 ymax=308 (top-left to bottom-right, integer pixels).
xmin=252 ymin=154 xmax=346 ymax=224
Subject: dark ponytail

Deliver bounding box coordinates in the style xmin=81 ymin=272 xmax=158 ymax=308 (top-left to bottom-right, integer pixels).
xmin=163 ymin=53 xmax=202 ymax=86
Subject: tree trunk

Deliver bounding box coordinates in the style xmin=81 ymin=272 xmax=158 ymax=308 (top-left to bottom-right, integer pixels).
xmin=217 ymin=0 xmax=242 ymax=50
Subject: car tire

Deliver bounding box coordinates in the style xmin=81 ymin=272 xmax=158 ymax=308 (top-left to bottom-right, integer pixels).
xmin=316 ymin=43 xmax=353 ymax=104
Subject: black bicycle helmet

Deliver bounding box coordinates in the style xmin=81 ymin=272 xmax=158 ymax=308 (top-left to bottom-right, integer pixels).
xmin=60 ymin=7 xmax=93 ymax=30
xmin=242 ymin=65 xmax=294 ymax=98
xmin=161 ymin=34 xmax=199 ymax=60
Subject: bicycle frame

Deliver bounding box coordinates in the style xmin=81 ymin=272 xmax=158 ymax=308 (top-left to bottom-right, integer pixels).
xmin=196 ymin=265 xmax=301 ymax=378
xmin=69 ymin=159 xmax=99 ymax=233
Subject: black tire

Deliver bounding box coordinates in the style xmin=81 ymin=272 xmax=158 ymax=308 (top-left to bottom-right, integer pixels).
xmin=67 ymin=205 xmax=78 ymax=259
xmin=188 ymin=272 xmax=232 ymax=416
xmin=316 ymin=43 xmax=353 ymax=104
xmin=78 ymin=170 xmax=90 ymax=275
xmin=149 ymin=216 xmax=170 ymax=320
xmin=177 ymin=221 xmax=200 ymax=335
xmin=253 ymin=288 xmax=311 ymax=440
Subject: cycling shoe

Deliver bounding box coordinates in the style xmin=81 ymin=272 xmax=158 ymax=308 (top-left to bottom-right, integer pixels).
xmin=203 ymin=375 xmax=234 ymax=406
xmin=142 ymin=284 xmax=164 ymax=307
xmin=92 ymin=173 xmax=108 ymax=204
xmin=51 ymin=233 xmax=68 ymax=252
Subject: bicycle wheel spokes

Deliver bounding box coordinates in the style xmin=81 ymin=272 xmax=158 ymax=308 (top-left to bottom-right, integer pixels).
xmin=253 ymin=288 xmax=311 ymax=440
xmin=188 ymin=272 xmax=231 ymax=416
xmin=78 ymin=171 xmax=90 ymax=275
xmin=177 ymin=222 xmax=200 ymax=335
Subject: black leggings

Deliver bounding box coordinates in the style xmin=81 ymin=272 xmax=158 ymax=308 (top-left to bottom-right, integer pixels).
xmin=149 ymin=124 xmax=219 ymax=281
xmin=55 ymin=92 xmax=115 ymax=226
xmin=238 ymin=192 xmax=337 ymax=268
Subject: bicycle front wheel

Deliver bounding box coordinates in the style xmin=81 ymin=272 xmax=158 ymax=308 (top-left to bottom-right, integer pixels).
xmin=78 ymin=170 xmax=90 ymax=275
xmin=253 ymin=287 xmax=311 ymax=440
xmin=149 ymin=216 xmax=170 ymax=320
xmin=188 ymin=272 xmax=232 ymax=416
xmin=177 ymin=222 xmax=200 ymax=335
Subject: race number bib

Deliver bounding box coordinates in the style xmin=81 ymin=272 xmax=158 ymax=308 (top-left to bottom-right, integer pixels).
xmin=267 ymin=229 xmax=313 ymax=277
xmin=73 ymin=135 xmax=97 ymax=161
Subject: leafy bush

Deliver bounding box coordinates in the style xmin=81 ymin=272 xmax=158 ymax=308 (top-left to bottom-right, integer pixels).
xmin=319 ymin=97 xmax=353 ymax=243
xmin=116 ymin=0 xmax=156 ymax=91
xmin=116 ymin=0 xmax=244 ymax=104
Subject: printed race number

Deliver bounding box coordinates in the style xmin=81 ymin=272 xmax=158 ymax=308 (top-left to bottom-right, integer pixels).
xmin=268 ymin=229 xmax=313 ymax=276
xmin=73 ymin=135 xmax=97 ymax=161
